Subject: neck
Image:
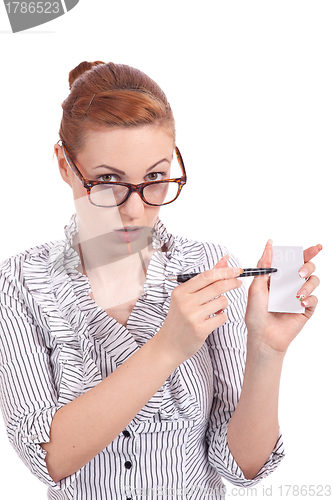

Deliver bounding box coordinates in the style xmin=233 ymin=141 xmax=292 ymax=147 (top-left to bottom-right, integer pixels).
xmin=73 ymin=233 xmax=156 ymax=284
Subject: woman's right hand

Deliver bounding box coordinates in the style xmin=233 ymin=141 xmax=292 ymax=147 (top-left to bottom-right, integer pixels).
xmin=156 ymin=256 xmax=243 ymax=365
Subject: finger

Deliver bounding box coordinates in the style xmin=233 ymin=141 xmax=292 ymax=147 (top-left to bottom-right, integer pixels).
xmin=296 ymin=274 xmax=320 ymax=301
xmin=257 ymin=239 xmax=273 ymax=268
xmin=206 ymin=311 xmax=229 ymax=330
xmin=298 ymin=261 xmax=316 ymax=279
xmin=213 ymin=255 xmax=230 ymax=269
xmin=202 ymin=294 xmax=229 ymax=318
xmin=303 ymin=244 xmax=323 ymax=264
xmin=196 ymin=278 xmax=243 ymax=306
xmin=299 ymin=295 xmax=318 ymax=319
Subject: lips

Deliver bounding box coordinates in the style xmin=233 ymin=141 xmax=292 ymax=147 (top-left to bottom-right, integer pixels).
xmin=113 ymin=227 xmax=143 ymax=243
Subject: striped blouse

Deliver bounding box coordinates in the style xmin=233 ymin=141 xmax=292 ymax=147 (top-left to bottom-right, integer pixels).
xmin=0 ymin=215 xmax=284 ymax=499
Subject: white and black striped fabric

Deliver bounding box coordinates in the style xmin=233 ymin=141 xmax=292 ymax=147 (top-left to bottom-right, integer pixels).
xmin=0 ymin=215 xmax=284 ymax=499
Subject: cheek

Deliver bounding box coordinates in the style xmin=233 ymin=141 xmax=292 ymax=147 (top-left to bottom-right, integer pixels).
xmin=73 ymin=186 xmax=87 ymax=201
xmin=70 ymin=173 xmax=88 ymax=201
xmin=146 ymin=206 xmax=161 ymax=225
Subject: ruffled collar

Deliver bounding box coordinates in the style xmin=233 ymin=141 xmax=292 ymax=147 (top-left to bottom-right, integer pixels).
xmin=26 ymin=212 xmax=212 ymax=312
xmin=61 ymin=214 xmax=193 ymax=305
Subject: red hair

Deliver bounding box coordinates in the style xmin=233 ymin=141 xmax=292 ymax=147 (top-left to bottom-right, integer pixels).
xmin=59 ymin=61 xmax=175 ymax=158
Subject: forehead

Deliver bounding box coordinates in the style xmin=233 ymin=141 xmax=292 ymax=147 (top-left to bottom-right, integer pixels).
xmin=78 ymin=126 xmax=175 ymax=165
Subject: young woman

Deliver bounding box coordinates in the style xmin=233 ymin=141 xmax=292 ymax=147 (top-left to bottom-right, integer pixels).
xmin=0 ymin=61 xmax=321 ymax=499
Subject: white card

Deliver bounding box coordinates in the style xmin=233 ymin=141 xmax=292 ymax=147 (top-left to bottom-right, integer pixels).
xmin=268 ymin=246 xmax=305 ymax=313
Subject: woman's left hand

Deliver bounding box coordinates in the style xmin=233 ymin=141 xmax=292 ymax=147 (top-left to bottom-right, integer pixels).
xmin=245 ymin=241 xmax=322 ymax=356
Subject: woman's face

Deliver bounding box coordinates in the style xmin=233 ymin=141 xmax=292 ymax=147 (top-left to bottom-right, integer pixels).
xmin=56 ymin=125 xmax=175 ymax=258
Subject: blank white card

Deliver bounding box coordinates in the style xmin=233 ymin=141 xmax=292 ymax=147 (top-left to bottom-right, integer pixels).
xmin=268 ymin=246 xmax=305 ymax=314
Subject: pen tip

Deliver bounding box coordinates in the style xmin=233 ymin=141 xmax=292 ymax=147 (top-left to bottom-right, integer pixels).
xmin=166 ymin=275 xmax=177 ymax=281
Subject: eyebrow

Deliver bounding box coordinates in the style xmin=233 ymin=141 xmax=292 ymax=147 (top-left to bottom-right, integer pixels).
xmin=92 ymin=158 xmax=170 ymax=175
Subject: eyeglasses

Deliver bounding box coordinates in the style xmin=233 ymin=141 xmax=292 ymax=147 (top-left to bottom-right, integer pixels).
xmin=61 ymin=143 xmax=187 ymax=208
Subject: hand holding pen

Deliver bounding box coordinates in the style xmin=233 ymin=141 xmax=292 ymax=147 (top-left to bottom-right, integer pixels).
xmin=157 ymin=255 xmax=244 ymax=363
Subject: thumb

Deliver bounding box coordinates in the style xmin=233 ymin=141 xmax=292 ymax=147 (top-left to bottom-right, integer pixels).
xmin=251 ymin=239 xmax=273 ymax=289
xmin=257 ymin=239 xmax=273 ymax=268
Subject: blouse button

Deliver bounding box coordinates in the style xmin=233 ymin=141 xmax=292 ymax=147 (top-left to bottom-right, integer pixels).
xmin=122 ymin=430 xmax=130 ymax=438
xmin=124 ymin=461 xmax=132 ymax=469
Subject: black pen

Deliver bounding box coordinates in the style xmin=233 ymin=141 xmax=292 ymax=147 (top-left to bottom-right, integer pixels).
xmin=167 ymin=268 xmax=278 ymax=283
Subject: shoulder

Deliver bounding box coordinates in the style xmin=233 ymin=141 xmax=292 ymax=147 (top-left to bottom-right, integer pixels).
xmin=0 ymin=239 xmax=66 ymax=296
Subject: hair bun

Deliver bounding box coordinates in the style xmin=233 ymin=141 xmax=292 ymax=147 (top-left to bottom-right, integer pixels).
xmin=68 ymin=60 xmax=105 ymax=90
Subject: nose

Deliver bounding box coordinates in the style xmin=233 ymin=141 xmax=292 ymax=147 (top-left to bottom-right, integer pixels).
xmin=118 ymin=191 xmax=145 ymax=219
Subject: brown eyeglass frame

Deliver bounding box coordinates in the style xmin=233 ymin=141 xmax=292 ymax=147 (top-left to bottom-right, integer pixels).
xmin=61 ymin=143 xmax=187 ymax=208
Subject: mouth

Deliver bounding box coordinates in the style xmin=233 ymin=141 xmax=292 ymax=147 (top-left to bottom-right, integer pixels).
xmin=113 ymin=227 xmax=143 ymax=243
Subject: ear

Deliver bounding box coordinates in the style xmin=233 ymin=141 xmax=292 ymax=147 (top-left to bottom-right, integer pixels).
xmin=54 ymin=143 xmax=72 ymax=187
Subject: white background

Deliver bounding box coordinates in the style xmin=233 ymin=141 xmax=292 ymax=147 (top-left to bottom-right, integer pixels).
xmin=0 ymin=1 xmax=332 ymax=498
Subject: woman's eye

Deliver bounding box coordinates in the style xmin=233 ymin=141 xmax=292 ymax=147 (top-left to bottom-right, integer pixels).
xmin=98 ymin=174 xmax=117 ymax=182
xmin=146 ymin=172 xmax=165 ymax=181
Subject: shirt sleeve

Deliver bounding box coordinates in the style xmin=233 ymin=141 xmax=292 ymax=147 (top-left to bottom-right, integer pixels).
xmin=0 ymin=262 xmax=80 ymax=491
xmin=205 ymin=251 xmax=285 ymax=487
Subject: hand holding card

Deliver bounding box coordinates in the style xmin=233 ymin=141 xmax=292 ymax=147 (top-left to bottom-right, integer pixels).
xmin=245 ymin=241 xmax=322 ymax=356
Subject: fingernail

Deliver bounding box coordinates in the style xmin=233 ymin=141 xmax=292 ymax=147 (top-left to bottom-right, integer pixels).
xmin=299 ymin=269 xmax=308 ymax=278
xmin=234 ymin=268 xmax=243 ymax=276
xmin=266 ymin=239 xmax=273 ymax=246
xmin=317 ymin=244 xmax=323 ymax=251
xmin=301 ymin=299 xmax=309 ymax=307
xmin=297 ymin=293 xmax=306 ymax=302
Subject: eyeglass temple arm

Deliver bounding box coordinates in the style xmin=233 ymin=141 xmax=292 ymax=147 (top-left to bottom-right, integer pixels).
xmin=175 ymin=146 xmax=187 ymax=183
xmin=61 ymin=144 xmax=91 ymax=188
